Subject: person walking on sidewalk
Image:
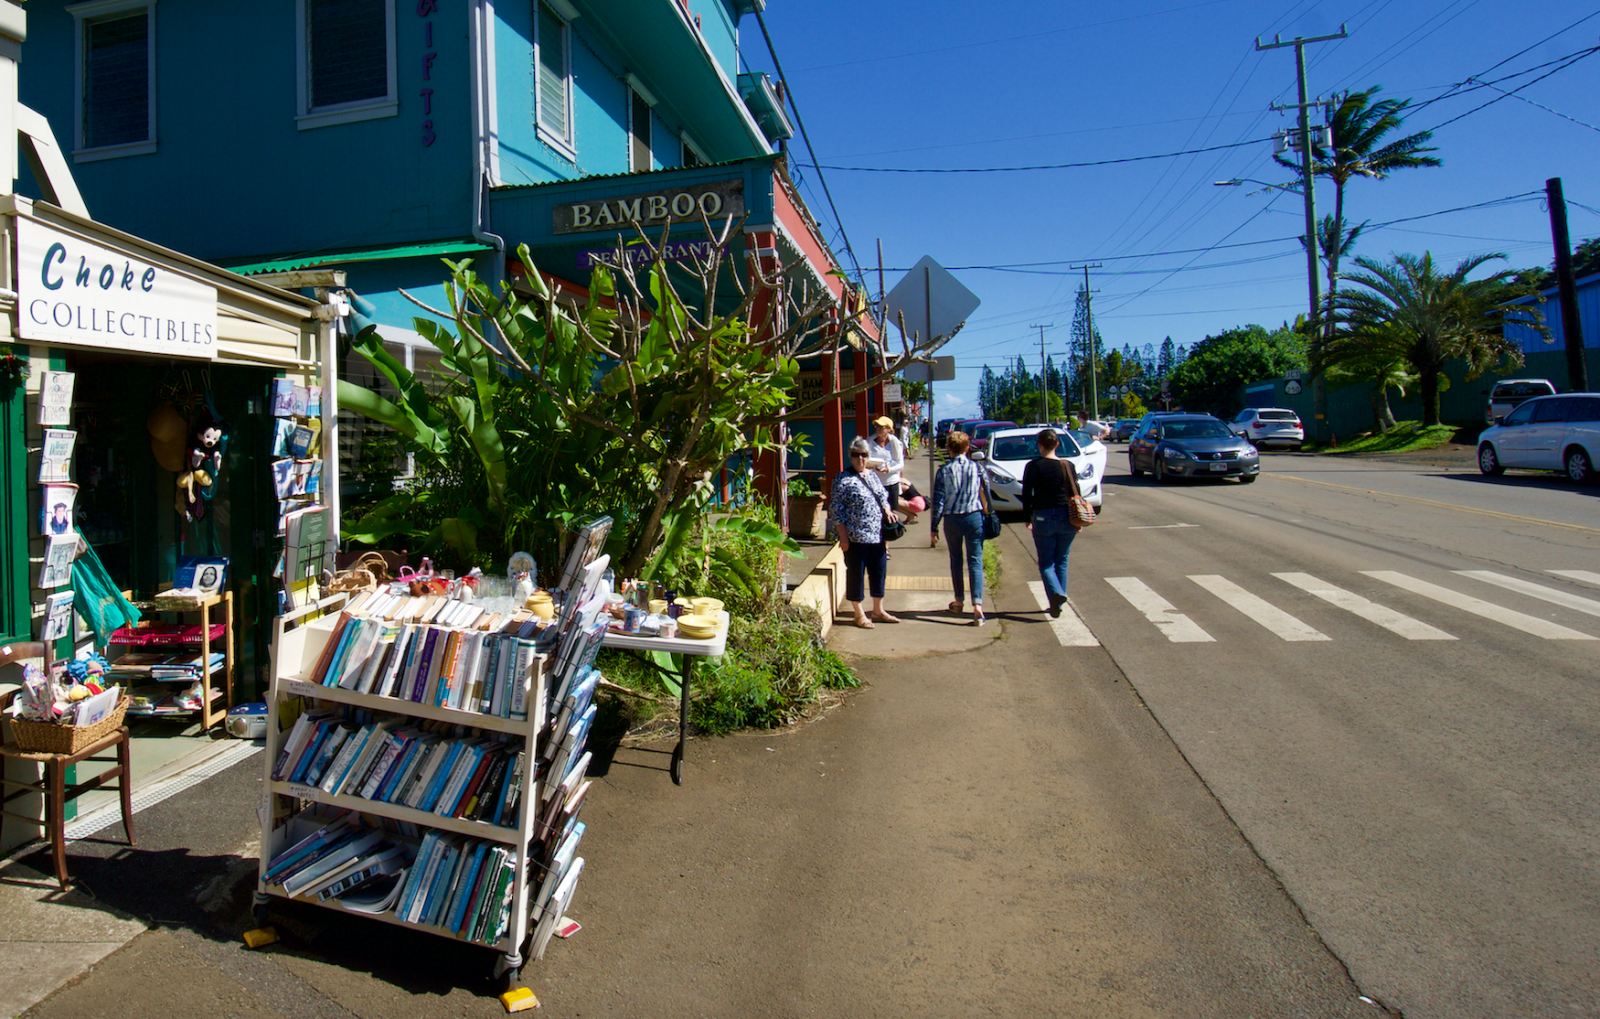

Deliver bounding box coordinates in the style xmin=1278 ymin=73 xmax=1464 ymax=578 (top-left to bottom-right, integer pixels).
xmin=831 ymin=436 xmax=901 ymax=628
xmin=1021 ymin=428 xmax=1083 ymax=618
xmin=868 ymin=416 xmax=906 ymax=513
xmin=930 ymin=430 xmax=988 ymax=627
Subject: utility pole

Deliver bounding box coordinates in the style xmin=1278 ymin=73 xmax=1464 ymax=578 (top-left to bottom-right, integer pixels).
xmin=1258 ymin=24 xmax=1345 ymax=444
xmin=1031 ymin=323 xmax=1053 ymax=423
xmin=1545 ymin=177 xmax=1591 ymax=393
xmin=1070 ymin=263 xmax=1102 ymax=420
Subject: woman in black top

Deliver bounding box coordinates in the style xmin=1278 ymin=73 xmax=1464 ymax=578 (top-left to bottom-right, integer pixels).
xmin=1020 ymin=429 xmax=1082 ymax=618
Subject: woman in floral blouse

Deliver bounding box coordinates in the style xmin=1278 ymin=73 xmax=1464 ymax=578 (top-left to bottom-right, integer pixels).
xmin=829 ymin=436 xmax=901 ymax=628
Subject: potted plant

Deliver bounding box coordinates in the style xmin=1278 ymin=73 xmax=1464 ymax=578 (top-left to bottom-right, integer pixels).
xmin=786 ymin=476 xmax=827 ymax=539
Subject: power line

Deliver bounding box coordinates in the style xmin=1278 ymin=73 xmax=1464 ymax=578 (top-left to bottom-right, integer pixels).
xmin=1421 ymin=48 xmax=1600 ymax=132
xmin=799 ymin=136 xmax=1274 ymax=174
xmin=751 ymin=8 xmax=865 ymax=286
xmin=1464 ymin=77 xmax=1600 ymax=134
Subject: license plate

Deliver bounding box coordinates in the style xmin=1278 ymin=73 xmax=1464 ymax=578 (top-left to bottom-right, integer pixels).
xmin=1210 ymin=462 xmax=1229 ymax=471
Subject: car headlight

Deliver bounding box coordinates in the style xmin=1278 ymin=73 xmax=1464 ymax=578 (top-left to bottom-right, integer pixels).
xmin=985 ymin=465 xmax=1014 ymax=484
xmin=1163 ymin=447 xmax=1193 ymax=459
xmin=1077 ymin=463 xmax=1094 ymax=479
xmin=1244 ymin=446 xmax=1259 ymax=457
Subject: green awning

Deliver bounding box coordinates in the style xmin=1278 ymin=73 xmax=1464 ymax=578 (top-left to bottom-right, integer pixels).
xmin=224 ymin=240 xmax=495 ymax=276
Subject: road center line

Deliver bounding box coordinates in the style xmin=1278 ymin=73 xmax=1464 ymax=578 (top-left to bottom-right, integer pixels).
xmin=1128 ymin=523 xmax=1200 ymax=530
xmin=1455 ymin=570 xmax=1600 ymax=618
xmin=1105 ymin=577 xmax=1215 ymax=643
xmin=1265 ymin=474 xmax=1600 ymax=535
xmin=1272 ymin=572 xmax=1456 ymax=640
xmin=1361 ymin=571 xmax=1597 ymax=640
xmin=1188 ymin=575 xmax=1329 ymax=641
xmin=1027 ymin=582 xmax=1100 ymax=646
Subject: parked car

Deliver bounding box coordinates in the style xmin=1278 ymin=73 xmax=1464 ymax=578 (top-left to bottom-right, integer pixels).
xmin=1114 ymin=418 xmax=1142 ymax=442
xmin=1229 ymin=407 xmax=1304 ymax=449
xmin=935 ymin=418 xmax=958 ymax=445
xmin=968 ymin=420 xmax=1018 ymax=454
xmin=974 ymin=427 xmax=1107 ymax=513
xmin=1477 ymin=392 xmax=1600 ymax=483
xmin=1127 ymin=414 xmax=1260 ymax=483
xmin=1485 ymin=379 xmax=1557 ymax=424
xmin=1125 ymin=411 xmax=1185 ymax=474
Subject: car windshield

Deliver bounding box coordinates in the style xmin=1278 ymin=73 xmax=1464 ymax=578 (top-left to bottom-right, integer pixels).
xmin=1162 ymin=421 xmax=1232 ymax=440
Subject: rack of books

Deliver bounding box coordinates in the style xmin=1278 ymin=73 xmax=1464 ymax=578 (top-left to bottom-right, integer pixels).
xmin=255 ymin=575 xmax=609 ymax=984
xmin=108 ymin=591 xmax=235 ymax=729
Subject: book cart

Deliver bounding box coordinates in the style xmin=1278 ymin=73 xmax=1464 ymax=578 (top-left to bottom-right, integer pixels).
xmin=252 ymin=592 xmax=557 ymax=986
xmin=110 ymin=591 xmax=235 ymax=729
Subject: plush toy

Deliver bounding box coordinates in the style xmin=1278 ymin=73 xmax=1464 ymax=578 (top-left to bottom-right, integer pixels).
xmin=176 ymin=409 xmax=228 ymax=522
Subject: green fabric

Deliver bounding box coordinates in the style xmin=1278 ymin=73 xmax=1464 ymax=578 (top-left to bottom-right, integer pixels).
xmin=70 ymin=542 xmax=141 ymax=646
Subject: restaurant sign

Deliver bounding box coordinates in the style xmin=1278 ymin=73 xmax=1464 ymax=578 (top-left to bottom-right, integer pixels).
xmin=554 ymin=179 xmax=744 ymax=235
xmin=18 ymin=218 xmax=218 ymax=359
xmin=576 ymin=239 xmax=729 ymax=270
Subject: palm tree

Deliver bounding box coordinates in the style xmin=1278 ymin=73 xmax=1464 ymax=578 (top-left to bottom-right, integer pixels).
xmin=1326 ymin=253 xmax=1547 ymax=426
xmin=1280 ymin=86 xmax=1441 ymax=331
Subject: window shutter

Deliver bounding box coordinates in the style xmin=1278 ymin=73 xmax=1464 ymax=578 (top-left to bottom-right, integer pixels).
xmin=83 ymin=11 xmax=149 ymax=148
xmin=309 ymin=0 xmax=389 ymax=109
xmin=536 ymin=4 xmax=568 ymax=138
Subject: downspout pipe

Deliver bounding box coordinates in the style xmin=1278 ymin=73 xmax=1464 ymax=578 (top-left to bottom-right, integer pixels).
xmin=469 ymin=0 xmax=507 ymax=297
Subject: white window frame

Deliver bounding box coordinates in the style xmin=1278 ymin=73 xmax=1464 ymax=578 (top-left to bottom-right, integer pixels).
xmin=296 ymin=0 xmax=398 ymax=130
xmin=626 ymin=74 xmax=655 ymax=173
xmin=534 ymin=0 xmax=577 ymax=161
xmin=68 ymin=0 xmax=157 ymax=162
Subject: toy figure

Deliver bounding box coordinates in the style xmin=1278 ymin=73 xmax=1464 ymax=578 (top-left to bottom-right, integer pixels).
xmin=177 ymin=409 xmax=228 ymax=522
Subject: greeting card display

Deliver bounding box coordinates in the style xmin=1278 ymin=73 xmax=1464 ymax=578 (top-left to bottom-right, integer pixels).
xmin=38 ymin=371 xmax=74 ymax=425
xmin=39 ymin=429 xmax=76 ymax=482
xmin=39 ymin=537 xmax=76 ymax=588
xmin=40 ymin=483 xmax=78 ymax=537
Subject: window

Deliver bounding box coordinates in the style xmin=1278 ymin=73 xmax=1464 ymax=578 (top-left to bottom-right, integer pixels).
xmin=535 ymin=2 xmax=574 ymax=156
xmin=629 ymin=89 xmax=651 ymax=172
xmin=681 ymin=133 xmax=708 ymax=168
xmin=1570 ymin=397 xmax=1600 ymax=423
xmin=68 ymin=0 xmax=156 ymax=160
xmin=296 ymin=0 xmax=397 ymax=129
xmin=1530 ymin=398 xmax=1572 ymax=424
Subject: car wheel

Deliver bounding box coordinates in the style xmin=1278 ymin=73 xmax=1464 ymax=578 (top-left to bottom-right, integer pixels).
xmin=1154 ymin=458 xmax=1169 ymax=485
xmin=1129 ymin=453 xmax=1144 ymax=477
xmin=1566 ymin=446 xmax=1595 ymax=485
xmin=1478 ymin=443 xmax=1504 ymax=476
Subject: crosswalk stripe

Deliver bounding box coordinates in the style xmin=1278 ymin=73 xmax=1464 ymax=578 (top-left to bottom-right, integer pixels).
xmin=1105 ymin=577 xmax=1215 ymax=643
xmin=1188 ymin=575 xmax=1330 ymax=641
xmin=1273 ymin=572 xmax=1456 ymax=640
xmin=1027 ymin=581 xmax=1100 ymax=646
xmin=1455 ymin=570 xmax=1600 ymax=618
xmin=1548 ymin=569 xmax=1600 ymax=588
xmin=1362 ymin=571 xmax=1597 ymax=640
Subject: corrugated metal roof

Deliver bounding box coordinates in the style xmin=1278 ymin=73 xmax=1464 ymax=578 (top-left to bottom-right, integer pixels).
xmin=224 ymin=239 xmax=494 ymax=276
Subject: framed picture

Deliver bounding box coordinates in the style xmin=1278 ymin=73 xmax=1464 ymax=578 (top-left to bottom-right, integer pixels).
xmin=176 ymin=555 xmax=229 ymax=594
xmin=40 ymin=483 xmax=77 ymax=537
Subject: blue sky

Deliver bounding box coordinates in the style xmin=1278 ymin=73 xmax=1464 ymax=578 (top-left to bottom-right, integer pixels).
xmin=741 ymin=1 xmax=1600 ymax=418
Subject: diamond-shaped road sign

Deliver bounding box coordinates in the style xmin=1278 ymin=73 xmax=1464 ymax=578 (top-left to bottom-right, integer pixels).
xmin=884 ymin=255 xmax=980 ymax=349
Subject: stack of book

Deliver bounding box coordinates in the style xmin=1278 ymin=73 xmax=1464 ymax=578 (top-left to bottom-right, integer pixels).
xmin=150 ymin=651 xmax=225 ymax=681
xmin=305 ymin=592 xmax=548 ymax=722
xmin=263 ymin=812 xmax=410 ymax=906
xmin=392 ymin=830 xmax=521 ymax=943
xmin=273 ymin=707 xmax=529 ymax=828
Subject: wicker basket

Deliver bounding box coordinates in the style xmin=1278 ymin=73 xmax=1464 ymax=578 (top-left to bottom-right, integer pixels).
xmin=9 ymin=698 xmax=129 ymax=755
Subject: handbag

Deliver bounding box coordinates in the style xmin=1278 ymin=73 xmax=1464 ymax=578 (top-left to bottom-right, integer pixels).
xmin=882 ymin=518 xmax=907 ymax=542
xmin=979 ymin=466 xmax=1003 ymax=540
xmin=1061 ymin=458 xmax=1096 ymax=529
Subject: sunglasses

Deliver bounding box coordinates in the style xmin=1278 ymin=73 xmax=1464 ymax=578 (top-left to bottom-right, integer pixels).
xmin=851 ymin=451 xmax=869 ymax=458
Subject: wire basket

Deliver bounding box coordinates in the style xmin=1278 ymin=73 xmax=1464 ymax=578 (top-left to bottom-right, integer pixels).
xmin=9 ymin=698 xmax=129 ymax=755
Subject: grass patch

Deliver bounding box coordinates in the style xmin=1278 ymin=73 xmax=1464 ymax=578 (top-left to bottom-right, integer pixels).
xmin=983 ymin=538 xmax=1002 ymax=595
xmin=1305 ymin=421 xmax=1458 ymax=455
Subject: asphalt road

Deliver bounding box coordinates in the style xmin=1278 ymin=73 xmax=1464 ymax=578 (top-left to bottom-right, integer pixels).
xmin=1055 ymin=448 xmax=1600 ymax=1019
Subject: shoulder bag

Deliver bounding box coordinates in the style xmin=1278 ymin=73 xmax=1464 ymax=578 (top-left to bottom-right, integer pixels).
xmin=1061 ymin=458 xmax=1096 ymax=529
xmin=870 ymin=473 xmax=907 ymax=542
xmin=979 ymin=461 xmax=1004 ymax=540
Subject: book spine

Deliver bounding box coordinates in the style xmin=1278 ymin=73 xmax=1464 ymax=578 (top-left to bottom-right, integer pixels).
xmin=409 ymin=628 xmax=440 ymax=702
xmin=359 ymin=733 xmax=407 ymax=800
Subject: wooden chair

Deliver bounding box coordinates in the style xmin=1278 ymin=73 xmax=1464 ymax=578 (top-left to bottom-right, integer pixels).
xmin=0 ymin=641 xmax=135 ymax=890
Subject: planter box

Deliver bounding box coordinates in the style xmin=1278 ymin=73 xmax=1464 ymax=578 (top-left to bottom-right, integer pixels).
xmin=786 ymin=495 xmax=828 ymax=539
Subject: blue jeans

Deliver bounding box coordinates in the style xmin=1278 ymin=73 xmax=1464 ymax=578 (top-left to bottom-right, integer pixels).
xmin=1031 ymin=507 xmax=1078 ymax=603
xmin=943 ymin=511 xmax=985 ymax=604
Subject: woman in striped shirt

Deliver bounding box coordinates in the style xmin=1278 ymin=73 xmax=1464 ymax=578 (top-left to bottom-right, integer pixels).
xmin=931 ymin=430 xmax=988 ymax=626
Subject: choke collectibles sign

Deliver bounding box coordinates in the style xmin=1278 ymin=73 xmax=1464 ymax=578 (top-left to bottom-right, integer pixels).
xmin=18 ymin=218 xmax=219 ymax=359
xmin=553 ymin=179 xmax=744 ymax=235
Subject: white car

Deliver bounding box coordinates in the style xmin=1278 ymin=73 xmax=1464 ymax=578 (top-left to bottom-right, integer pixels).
xmin=1477 ymin=392 xmax=1600 ymax=483
xmin=1229 ymin=407 xmax=1304 ymax=449
xmin=973 ymin=427 xmax=1106 ymax=514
